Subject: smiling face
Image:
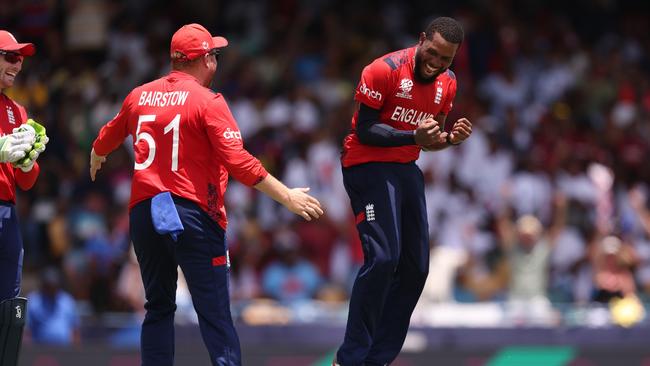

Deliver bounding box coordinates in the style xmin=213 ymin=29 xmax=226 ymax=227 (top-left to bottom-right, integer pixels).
xmin=414 ymin=31 xmax=459 ymax=83
xmin=0 ymin=50 xmax=23 ymax=90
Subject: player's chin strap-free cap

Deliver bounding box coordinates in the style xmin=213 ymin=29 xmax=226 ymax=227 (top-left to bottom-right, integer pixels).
xmin=170 ymin=23 xmax=228 ymax=61
xmin=0 ymin=31 xmax=35 ymax=56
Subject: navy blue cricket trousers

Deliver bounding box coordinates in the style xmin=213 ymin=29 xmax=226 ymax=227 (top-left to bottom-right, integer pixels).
xmin=0 ymin=201 xmax=23 ymax=302
xmin=130 ymin=196 xmax=240 ymax=366
xmin=337 ymin=162 xmax=429 ymax=366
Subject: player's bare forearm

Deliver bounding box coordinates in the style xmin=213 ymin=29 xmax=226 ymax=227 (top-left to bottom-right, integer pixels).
xmin=254 ymin=174 xmax=290 ymax=205
xmin=254 ymin=174 xmax=324 ymax=221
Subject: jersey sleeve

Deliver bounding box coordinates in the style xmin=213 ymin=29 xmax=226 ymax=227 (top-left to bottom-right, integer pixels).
xmin=354 ymin=60 xmax=391 ymax=110
xmin=442 ymin=77 xmax=457 ymax=115
xmin=92 ymin=92 xmax=134 ymax=156
xmin=204 ymin=96 xmax=268 ymax=187
xmin=14 ymin=162 xmax=40 ymax=190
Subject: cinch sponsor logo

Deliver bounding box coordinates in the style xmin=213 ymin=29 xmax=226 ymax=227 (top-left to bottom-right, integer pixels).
xmin=359 ymin=83 xmax=382 ymax=101
xmin=390 ymin=106 xmax=434 ymax=125
xmin=223 ymin=128 xmax=242 ymax=140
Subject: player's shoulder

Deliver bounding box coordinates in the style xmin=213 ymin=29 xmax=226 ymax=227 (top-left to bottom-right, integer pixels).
xmin=202 ymin=92 xmax=236 ymax=123
xmin=1 ymin=92 xmax=22 ymax=108
xmin=366 ymin=47 xmax=412 ymax=75
xmin=437 ymin=69 xmax=456 ymax=85
xmin=135 ymin=76 xmax=167 ymax=93
xmin=380 ymin=47 xmax=413 ymax=72
xmin=205 ymin=92 xmax=230 ymax=112
xmin=444 ymin=69 xmax=456 ymax=81
xmin=1 ymin=93 xmax=28 ymax=117
xmin=128 ymin=78 xmax=160 ymax=100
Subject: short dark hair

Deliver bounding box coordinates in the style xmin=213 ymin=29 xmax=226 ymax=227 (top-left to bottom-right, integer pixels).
xmin=425 ymin=17 xmax=464 ymax=44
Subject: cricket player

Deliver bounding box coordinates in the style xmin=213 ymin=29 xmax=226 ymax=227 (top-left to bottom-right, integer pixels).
xmin=336 ymin=17 xmax=472 ymax=365
xmin=0 ymin=30 xmax=49 ymax=366
xmin=89 ymin=23 xmax=323 ymax=366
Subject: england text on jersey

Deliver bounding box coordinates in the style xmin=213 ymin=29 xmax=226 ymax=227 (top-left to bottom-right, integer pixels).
xmin=389 ymin=106 xmax=434 ymax=125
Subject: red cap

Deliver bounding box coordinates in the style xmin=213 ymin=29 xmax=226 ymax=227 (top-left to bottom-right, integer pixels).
xmin=0 ymin=30 xmax=35 ymax=56
xmin=170 ymin=23 xmax=228 ymax=61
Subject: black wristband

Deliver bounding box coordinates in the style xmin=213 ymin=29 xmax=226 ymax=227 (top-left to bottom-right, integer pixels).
xmin=446 ymin=134 xmax=462 ymax=146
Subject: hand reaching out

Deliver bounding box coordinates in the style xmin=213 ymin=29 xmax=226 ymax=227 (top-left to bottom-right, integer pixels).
xmin=285 ymin=187 xmax=324 ymax=221
xmin=89 ymin=148 xmax=107 ymax=182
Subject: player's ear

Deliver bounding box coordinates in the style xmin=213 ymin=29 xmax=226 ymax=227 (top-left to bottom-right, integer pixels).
xmin=419 ymin=32 xmax=427 ymax=45
xmin=203 ymin=53 xmax=212 ymax=67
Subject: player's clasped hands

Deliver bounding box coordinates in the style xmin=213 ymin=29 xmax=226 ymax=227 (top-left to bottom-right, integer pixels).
xmin=285 ymin=187 xmax=324 ymax=221
xmin=0 ymin=127 xmax=34 ymax=164
xmin=12 ymin=119 xmax=49 ymax=172
xmin=448 ymin=117 xmax=472 ymax=145
xmin=0 ymin=119 xmax=49 ymax=172
xmin=414 ymin=117 xmax=444 ymax=146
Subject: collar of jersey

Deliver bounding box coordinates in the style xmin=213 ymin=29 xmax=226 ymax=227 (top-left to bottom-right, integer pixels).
xmin=168 ymin=70 xmax=202 ymax=84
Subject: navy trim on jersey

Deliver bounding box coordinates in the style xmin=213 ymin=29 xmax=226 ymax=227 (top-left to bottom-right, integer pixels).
xmin=383 ymin=57 xmax=398 ymax=70
xmin=446 ymin=69 xmax=456 ymax=80
xmin=383 ymin=49 xmax=410 ymax=71
xmin=356 ymin=104 xmax=415 ymax=147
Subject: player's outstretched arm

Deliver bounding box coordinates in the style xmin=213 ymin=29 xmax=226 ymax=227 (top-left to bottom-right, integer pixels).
xmin=254 ymin=174 xmax=324 ymax=221
xmin=89 ymin=148 xmax=107 ymax=182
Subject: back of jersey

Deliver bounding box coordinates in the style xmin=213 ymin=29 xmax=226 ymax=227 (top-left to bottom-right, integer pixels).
xmin=127 ymin=71 xmax=221 ymax=217
xmin=93 ymin=69 xmax=267 ymax=228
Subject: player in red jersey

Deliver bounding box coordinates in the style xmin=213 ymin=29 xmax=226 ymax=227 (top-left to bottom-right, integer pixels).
xmin=0 ymin=30 xmax=49 ymax=366
xmin=335 ymin=17 xmax=472 ymax=365
xmin=89 ymin=23 xmax=323 ymax=366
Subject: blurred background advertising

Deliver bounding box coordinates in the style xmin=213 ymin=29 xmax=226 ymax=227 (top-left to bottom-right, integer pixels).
xmin=4 ymin=0 xmax=650 ymax=365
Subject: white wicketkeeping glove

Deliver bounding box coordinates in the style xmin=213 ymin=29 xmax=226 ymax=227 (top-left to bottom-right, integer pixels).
xmin=0 ymin=127 xmax=35 ymax=163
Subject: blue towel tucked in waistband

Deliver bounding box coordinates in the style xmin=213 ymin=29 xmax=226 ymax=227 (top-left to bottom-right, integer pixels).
xmin=151 ymin=192 xmax=184 ymax=242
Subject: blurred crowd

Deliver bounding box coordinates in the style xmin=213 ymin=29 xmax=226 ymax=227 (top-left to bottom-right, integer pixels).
xmin=3 ymin=0 xmax=650 ymax=343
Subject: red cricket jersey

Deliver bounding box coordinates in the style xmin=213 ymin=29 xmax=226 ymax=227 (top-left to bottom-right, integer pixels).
xmin=92 ymin=71 xmax=268 ymax=229
xmin=0 ymin=93 xmax=40 ymax=203
xmin=341 ymin=46 xmax=457 ymax=167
